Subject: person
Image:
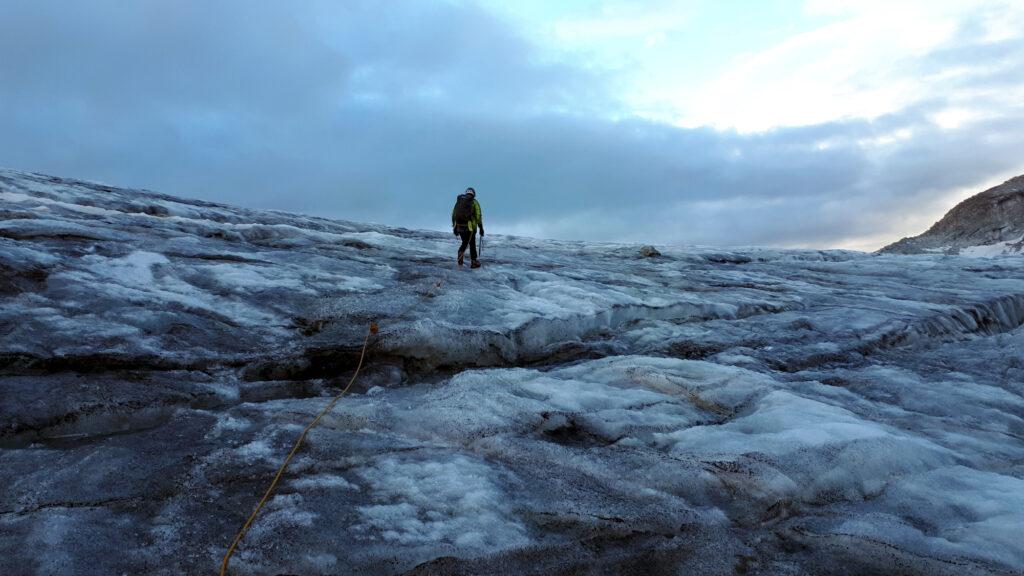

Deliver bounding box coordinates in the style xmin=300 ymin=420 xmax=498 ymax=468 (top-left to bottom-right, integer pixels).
xmin=451 ymin=187 xmax=484 ymax=268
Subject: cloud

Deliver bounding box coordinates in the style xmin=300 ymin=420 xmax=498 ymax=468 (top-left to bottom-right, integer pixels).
xmin=0 ymin=0 xmax=1022 ymax=251
xmin=0 ymin=2 xmax=348 ymax=114
xmin=681 ymin=0 xmax=1024 ymax=132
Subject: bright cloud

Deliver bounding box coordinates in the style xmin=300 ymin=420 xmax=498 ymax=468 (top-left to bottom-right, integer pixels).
xmin=680 ymin=1 xmax=1023 ymax=131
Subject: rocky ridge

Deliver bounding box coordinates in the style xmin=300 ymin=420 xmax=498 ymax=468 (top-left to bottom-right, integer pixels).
xmin=881 ymin=174 xmax=1024 ymax=256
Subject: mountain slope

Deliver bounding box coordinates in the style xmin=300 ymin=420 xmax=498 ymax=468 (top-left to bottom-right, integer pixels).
xmin=881 ymin=174 xmax=1024 ymax=255
xmin=2 ymin=169 xmax=1024 ymax=576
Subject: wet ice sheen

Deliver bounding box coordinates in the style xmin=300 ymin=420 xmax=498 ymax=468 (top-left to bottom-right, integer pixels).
xmin=1 ymin=168 xmax=1023 ymax=575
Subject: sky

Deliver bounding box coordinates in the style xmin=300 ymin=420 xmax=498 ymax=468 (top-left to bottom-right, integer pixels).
xmin=1 ymin=0 xmax=1023 ymax=250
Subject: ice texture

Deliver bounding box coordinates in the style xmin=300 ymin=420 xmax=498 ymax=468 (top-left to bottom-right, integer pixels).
xmin=1 ymin=168 xmax=1023 ymax=575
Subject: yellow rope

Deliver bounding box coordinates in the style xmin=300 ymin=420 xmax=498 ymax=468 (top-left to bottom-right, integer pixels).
xmin=219 ymin=321 xmax=377 ymax=576
xmin=219 ymin=274 xmax=449 ymax=575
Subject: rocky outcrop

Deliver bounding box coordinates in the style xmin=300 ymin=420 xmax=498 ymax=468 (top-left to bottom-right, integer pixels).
xmin=639 ymin=245 xmax=661 ymax=257
xmin=880 ymin=174 xmax=1024 ymax=255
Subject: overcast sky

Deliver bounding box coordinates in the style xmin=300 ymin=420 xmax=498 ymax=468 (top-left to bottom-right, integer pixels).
xmin=2 ymin=0 xmax=1023 ymax=250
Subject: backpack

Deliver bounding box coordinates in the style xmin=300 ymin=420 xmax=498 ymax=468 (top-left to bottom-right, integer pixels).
xmin=453 ymin=194 xmax=475 ymax=224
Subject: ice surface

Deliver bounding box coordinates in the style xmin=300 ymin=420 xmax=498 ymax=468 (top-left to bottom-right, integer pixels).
xmin=960 ymin=236 xmax=1024 ymax=257
xmin=354 ymin=454 xmax=529 ymax=550
xmin=2 ymin=168 xmax=1023 ymax=575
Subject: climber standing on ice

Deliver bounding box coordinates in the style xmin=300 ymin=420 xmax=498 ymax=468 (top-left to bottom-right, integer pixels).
xmin=452 ymin=187 xmax=484 ymax=268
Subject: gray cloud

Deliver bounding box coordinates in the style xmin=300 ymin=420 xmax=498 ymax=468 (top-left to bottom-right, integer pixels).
xmin=1 ymin=1 xmax=1022 ymax=250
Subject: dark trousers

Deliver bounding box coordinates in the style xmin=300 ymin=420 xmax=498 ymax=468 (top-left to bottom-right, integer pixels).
xmin=457 ymin=228 xmax=477 ymax=261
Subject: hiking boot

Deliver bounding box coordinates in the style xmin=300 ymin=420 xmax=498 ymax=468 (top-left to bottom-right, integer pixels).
xmin=457 ymin=251 xmax=465 ymax=266
xmin=471 ymin=260 xmax=481 ymax=269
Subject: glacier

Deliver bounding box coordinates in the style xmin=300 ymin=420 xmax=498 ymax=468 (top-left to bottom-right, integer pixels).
xmin=1 ymin=168 xmax=1023 ymax=575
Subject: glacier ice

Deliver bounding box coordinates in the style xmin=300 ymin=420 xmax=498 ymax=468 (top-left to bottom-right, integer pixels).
xmin=1 ymin=168 xmax=1023 ymax=575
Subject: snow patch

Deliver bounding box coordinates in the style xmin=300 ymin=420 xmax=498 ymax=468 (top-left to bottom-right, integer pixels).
xmin=355 ymin=454 xmax=529 ymax=551
xmin=88 ymin=251 xmax=170 ymax=285
xmin=290 ymin=473 xmax=360 ymax=492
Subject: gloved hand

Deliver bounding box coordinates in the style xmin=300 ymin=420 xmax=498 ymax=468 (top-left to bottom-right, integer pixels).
xmin=453 ymin=226 xmax=459 ymax=236
xmin=479 ymin=228 xmax=485 ymax=237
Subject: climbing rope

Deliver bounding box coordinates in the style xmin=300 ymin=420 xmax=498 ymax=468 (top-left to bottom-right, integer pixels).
xmin=219 ymin=274 xmax=447 ymax=576
xmin=219 ymin=322 xmax=375 ymax=576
